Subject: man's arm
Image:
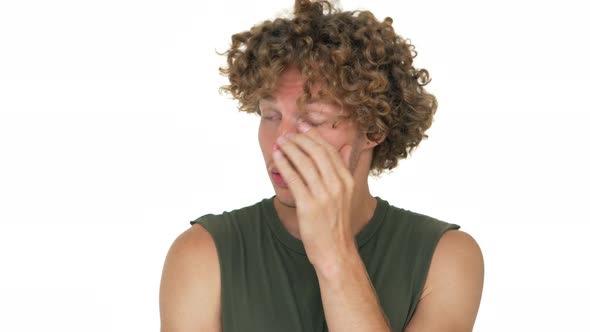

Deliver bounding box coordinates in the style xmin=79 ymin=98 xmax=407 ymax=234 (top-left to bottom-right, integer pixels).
xmin=315 ymin=245 xmax=394 ymax=331
xmin=159 ymin=224 xmax=222 ymax=332
xmin=272 ymin=125 xmax=484 ymax=331
xmin=405 ymin=230 xmax=484 ymax=331
xmin=317 ymin=230 xmax=484 ymax=332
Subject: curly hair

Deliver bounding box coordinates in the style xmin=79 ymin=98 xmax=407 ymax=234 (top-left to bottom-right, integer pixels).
xmin=219 ymin=0 xmax=437 ymax=176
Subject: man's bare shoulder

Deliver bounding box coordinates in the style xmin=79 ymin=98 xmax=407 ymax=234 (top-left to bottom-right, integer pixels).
xmin=406 ymin=230 xmax=484 ymax=331
xmin=159 ymin=225 xmax=221 ymax=332
xmin=175 ymin=224 xmax=217 ymax=253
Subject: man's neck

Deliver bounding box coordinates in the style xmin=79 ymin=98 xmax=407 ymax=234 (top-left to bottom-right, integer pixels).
xmin=272 ymin=188 xmax=378 ymax=240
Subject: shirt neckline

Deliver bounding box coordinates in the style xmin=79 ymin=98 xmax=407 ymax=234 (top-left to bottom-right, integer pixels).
xmin=261 ymin=195 xmax=389 ymax=255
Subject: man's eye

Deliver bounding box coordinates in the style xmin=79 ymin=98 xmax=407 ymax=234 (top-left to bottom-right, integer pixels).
xmin=262 ymin=115 xmax=280 ymax=121
xmin=308 ymin=121 xmax=325 ymax=127
xmin=300 ymin=118 xmax=326 ymax=127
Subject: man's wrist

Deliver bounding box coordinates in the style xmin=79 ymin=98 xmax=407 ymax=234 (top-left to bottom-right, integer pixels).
xmin=312 ymin=247 xmax=365 ymax=283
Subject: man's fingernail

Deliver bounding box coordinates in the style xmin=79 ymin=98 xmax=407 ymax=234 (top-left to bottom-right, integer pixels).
xmin=298 ymin=122 xmax=311 ymax=132
xmin=273 ymin=150 xmax=283 ymax=159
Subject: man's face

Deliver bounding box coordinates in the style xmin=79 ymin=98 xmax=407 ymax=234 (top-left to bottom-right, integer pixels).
xmin=258 ymin=67 xmax=370 ymax=207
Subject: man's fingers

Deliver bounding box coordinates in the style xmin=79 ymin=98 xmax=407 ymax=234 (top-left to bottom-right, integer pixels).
xmin=300 ymin=127 xmax=353 ymax=181
xmin=272 ymin=149 xmax=310 ymax=199
xmin=286 ymin=134 xmax=341 ymax=187
xmin=275 ymin=136 xmax=327 ymax=197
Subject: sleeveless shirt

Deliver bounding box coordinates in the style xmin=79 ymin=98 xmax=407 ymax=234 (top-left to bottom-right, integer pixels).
xmin=190 ymin=196 xmax=460 ymax=332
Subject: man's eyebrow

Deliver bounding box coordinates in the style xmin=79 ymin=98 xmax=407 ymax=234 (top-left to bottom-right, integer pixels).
xmin=259 ymin=97 xmax=276 ymax=103
xmin=303 ymin=103 xmax=327 ymax=110
xmin=302 ymin=102 xmax=335 ymax=114
xmin=258 ymin=99 xmax=337 ymax=116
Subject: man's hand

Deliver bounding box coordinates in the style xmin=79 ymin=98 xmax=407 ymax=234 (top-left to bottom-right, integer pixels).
xmin=272 ymin=122 xmax=357 ymax=271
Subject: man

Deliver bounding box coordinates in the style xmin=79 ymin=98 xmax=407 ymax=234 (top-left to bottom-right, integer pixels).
xmin=159 ymin=1 xmax=484 ymax=331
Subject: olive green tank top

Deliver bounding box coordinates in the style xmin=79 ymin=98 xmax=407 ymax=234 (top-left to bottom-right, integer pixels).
xmin=190 ymin=196 xmax=459 ymax=332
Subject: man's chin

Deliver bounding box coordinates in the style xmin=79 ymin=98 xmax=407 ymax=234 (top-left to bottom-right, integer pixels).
xmin=274 ymin=192 xmax=296 ymax=208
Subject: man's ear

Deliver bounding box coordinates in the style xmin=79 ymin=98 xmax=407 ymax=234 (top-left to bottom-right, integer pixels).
xmin=364 ymin=134 xmax=385 ymax=150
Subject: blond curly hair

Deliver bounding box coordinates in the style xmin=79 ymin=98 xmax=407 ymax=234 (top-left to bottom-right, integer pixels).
xmin=220 ymin=0 xmax=437 ymax=176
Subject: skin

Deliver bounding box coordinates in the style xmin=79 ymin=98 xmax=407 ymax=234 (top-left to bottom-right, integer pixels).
xmin=159 ymin=67 xmax=485 ymax=332
xmin=258 ymin=67 xmax=380 ymax=244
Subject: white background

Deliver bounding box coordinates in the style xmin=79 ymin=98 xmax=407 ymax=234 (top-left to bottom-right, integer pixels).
xmin=1 ymin=0 xmax=588 ymax=331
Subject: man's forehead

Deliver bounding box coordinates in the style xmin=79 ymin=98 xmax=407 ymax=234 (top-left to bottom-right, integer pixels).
xmin=258 ymin=97 xmax=341 ymax=112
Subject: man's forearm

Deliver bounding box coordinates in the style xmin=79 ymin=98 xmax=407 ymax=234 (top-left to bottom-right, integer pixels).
xmin=315 ymin=249 xmax=393 ymax=332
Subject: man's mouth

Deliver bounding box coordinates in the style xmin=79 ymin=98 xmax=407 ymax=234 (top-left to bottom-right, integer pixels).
xmin=271 ymin=170 xmax=287 ymax=187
